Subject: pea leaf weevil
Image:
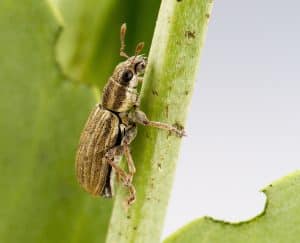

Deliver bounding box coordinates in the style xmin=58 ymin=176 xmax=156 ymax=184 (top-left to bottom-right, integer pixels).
xmin=75 ymin=23 xmax=185 ymax=205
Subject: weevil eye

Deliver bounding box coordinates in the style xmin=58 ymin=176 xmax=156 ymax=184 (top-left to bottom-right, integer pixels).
xmin=121 ymin=70 xmax=133 ymax=83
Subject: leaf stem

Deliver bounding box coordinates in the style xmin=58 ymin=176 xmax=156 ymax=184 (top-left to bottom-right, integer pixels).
xmin=106 ymin=0 xmax=213 ymax=242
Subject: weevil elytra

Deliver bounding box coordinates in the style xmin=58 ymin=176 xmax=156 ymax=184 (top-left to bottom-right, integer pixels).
xmin=75 ymin=23 xmax=185 ymax=205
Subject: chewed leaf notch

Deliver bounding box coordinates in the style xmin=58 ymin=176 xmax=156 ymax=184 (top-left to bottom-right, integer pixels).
xmin=165 ymin=171 xmax=300 ymax=243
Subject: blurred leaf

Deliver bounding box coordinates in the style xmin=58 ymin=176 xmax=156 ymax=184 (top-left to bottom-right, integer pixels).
xmin=164 ymin=171 xmax=300 ymax=243
xmin=52 ymin=0 xmax=161 ymax=87
xmin=106 ymin=1 xmax=213 ymax=243
xmin=0 ymin=1 xmax=112 ymax=242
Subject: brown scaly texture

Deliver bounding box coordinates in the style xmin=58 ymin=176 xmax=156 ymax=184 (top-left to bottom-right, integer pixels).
xmin=102 ymin=79 xmax=138 ymax=112
xmin=75 ymin=104 xmax=119 ymax=195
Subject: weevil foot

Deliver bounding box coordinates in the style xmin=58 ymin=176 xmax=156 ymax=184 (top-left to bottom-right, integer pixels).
xmin=171 ymin=122 xmax=186 ymax=137
xmin=122 ymin=183 xmax=136 ymax=209
xmin=126 ymin=185 xmax=136 ymax=205
xmin=127 ymin=195 xmax=136 ymax=206
xmin=172 ymin=127 xmax=186 ymax=138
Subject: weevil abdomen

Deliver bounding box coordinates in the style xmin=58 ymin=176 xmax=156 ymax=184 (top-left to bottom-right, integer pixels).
xmin=75 ymin=104 xmax=119 ymax=196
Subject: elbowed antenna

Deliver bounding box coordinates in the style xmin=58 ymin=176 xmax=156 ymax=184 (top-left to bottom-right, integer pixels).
xmin=120 ymin=23 xmax=129 ymax=58
xmin=130 ymin=42 xmax=145 ymax=64
xmin=120 ymin=23 xmax=145 ymax=62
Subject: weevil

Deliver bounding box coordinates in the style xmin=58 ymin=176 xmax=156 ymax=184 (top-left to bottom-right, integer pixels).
xmin=75 ymin=23 xmax=185 ymax=205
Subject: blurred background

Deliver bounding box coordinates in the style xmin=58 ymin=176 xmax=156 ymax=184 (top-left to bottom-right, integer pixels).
xmin=164 ymin=0 xmax=300 ymax=238
xmin=1 ymin=0 xmax=299 ymax=242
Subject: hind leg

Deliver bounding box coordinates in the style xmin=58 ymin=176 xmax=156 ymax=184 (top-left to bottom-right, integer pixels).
xmin=121 ymin=125 xmax=137 ymax=184
xmin=121 ymin=125 xmax=138 ymax=205
xmin=104 ymin=146 xmax=136 ymax=205
xmin=104 ymin=146 xmax=128 ymax=182
xmin=104 ymin=126 xmax=138 ymax=205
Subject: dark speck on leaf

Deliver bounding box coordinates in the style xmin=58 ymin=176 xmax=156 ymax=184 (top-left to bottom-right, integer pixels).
xmin=152 ymin=89 xmax=159 ymax=96
xmin=165 ymin=104 xmax=169 ymax=117
xmin=185 ymin=30 xmax=196 ymax=39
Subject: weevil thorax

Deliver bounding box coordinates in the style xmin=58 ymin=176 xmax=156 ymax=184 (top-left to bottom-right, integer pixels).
xmin=102 ymin=55 xmax=147 ymax=113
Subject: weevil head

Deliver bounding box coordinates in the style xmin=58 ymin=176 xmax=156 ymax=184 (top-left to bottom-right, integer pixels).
xmin=102 ymin=55 xmax=147 ymax=112
xmin=112 ymin=55 xmax=147 ymax=88
xmin=101 ymin=24 xmax=148 ymax=112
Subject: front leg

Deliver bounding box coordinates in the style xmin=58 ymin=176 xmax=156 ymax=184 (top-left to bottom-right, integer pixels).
xmin=132 ymin=109 xmax=186 ymax=137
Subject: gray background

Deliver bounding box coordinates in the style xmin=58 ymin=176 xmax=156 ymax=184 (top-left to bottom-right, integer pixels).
xmin=163 ymin=0 xmax=300 ymax=238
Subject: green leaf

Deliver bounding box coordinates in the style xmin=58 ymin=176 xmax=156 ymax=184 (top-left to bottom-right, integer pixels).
xmin=106 ymin=1 xmax=213 ymax=243
xmin=52 ymin=0 xmax=161 ymax=87
xmin=0 ymin=1 xmax=112 ymax=242
xmin=164 ymin=171 xmax=300 ymax=243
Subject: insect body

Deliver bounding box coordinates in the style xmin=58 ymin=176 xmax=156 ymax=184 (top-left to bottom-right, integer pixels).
xmin=75 ymin=24 xmax=185 ymax=205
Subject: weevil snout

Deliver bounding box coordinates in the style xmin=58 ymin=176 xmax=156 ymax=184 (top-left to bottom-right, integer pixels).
xmin=134 ymin=56 xmax=147 ymax=75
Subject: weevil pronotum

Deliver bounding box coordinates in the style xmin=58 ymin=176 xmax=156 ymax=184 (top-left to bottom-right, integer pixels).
xmin=75 ymin=23 xmax=185 ymax=205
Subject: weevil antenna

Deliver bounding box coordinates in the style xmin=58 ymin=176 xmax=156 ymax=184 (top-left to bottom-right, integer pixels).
xmin=120 ymin=23 xmax=129 ymax=58
xmin=131 ymin=42 xmax=144 ymax=64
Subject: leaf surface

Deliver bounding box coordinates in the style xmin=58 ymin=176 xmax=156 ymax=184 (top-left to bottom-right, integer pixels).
xmin=0 ymin=1 xmax=111 ymax=242
xmin=165 ymin=171 xmax=300 ymax=243
xmin=52 ymin=0 xmax=161 ymax=87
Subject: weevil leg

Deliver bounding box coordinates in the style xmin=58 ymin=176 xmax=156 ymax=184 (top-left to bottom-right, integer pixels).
xmin=119 ymin=126 xmax=138 ymax=205
xmin=122 ymin=183 xmax=137 ymax=210
xmin=132 ymin=110 xmax=186 ymax=137
xmin=123 ymin=145 xmax=136 ymax=183
xmin=121 ymin=125 xmax=137 ymax=183
xmin=104 ymin=143 xmax=136 ymax=205
xmin=104 ymin=146 xmax=130 ymax=184
xmin=127 ymin=183 xmax=136 ymax=205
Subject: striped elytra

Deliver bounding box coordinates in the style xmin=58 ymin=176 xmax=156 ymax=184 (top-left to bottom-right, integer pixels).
xmin=75 ymin=104 xmax=119 ymax=196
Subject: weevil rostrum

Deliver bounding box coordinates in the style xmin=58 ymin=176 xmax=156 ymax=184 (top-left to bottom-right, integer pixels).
xmin=75 ymin=23 xmax=185 ymax=205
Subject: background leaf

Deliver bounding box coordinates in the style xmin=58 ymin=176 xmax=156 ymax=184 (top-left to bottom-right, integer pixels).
xmin=52 ymin=0 xmax=161 ymax=87
xmin=165 ymin=171 xmax=300 ymax=243
xmin=0 ymin=0 xmax=164 ymax=242
xmin=0 ymin=1 xmax=112 ymax=242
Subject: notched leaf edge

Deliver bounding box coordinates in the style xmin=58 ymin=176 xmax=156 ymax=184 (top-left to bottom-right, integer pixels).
xmin=164 ymin=170 xmax=300 ymax=241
